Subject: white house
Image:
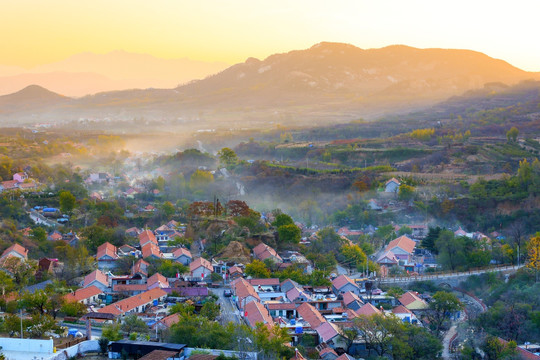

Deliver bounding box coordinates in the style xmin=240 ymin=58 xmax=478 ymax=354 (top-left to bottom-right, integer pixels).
xmin=385 ymin=178 xmax=401 ymax=193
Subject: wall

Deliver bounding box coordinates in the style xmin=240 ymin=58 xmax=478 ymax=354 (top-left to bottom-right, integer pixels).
xmin=50 ymin=340 xmax=99 ymax=360
xmin=0 ymin=337 xmax=53 ymax=353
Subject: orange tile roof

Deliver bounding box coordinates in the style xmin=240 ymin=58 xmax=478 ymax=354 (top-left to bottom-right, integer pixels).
xmin=65 ymin=285 xmax=103 ymax=303
xmin=244 ymin=300 xmax=274 ymax=329
xmin=131 ymin=259 xmax=150 ymax=276
xmin=228 ymin=266 xmax=243 ymax=275
xmin=342 ymin=291 xmax=363 ymax=306
xmin=172 ymin=247 xmax=192 ymax=259
xmin=189 ymin=257 xmax=213 ymax=272
xmin=386 ymin=235 xmax=416 ymax=254
xmin=399 ymin=291 xmax=427 ymax=307
xmin=253 ymin=243 xmax=282 ymax=262
xmin=142 ymin=242 xmax=162 ymax=259
xmin=98 ymin=288 xmax=167 ymax=316
xmin=392 ymin=305 xmax=413 ymax=314
xmin=157 ymin=313 xmax=180 ymax=328
xmin=148 ymin=273 xmax=169 ymax=288
xmin=96 ymin=242 xmax=118 ymax=260
xmin=139 ymin=230 xmax=158 ymax=246
xmin=113 ymin=284 xmax=148 ymax=292
xmin=83 ymin=269 xmax=108 ymax=288
xmin=1 ymin=243 xmax=28 ymax=259
xmin=297 ymin=302 xmax=326 ymax=329
xmin=232 ymin=278 xmax=260 ymax=304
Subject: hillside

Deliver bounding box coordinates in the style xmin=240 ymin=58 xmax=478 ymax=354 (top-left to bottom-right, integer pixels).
xmin=0 ymin=43 xmax=538 ymax=126
xmin=0 ymin=85 xmax=71 ymax=115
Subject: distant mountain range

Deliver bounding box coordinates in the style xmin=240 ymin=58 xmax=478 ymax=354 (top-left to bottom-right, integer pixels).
xmin=0 ymin=51 xmax=229 ymax=97
xmin=1 ymin=42 xmax=539 ymax=126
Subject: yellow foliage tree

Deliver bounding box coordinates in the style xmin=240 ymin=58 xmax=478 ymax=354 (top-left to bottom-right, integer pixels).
xmin=527 ymin=234 xmax=540 ymax=282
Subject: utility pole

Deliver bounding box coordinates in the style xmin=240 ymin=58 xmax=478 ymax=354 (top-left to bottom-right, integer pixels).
xmin=20 ymin=308 xmax=23 ymax=339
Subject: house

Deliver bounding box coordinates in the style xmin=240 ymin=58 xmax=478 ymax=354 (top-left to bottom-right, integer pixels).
xmin=89 ymin=192 xmax=103 ymax=201
xmin=314 ymin=321 xmax=346 ymax=348
xmin=152 ymin=313 xmax=180 ymax=331
xmin=0 ymin=243 xmax=29 ymax=263
xmin=319 ymin=347 xmax=339 ymax=360
xmin=408 ymin=224 xmax=428 ymax=239
xmin=18 ymin=181 xmax=37 ymax=190
xmin=392 ymin=305 xmax=418 ymax=324
xmin=37 ymin=257 xmax=62 ymax=277
xmin=286 ymin=286 xmax=310 ymax=303
xmin=280 ymin=279 xmax=301 ymax=294
xmin=125 ymin=227 xmax=141 ymax=237
xmin=227 ymin=265 xmax=243 ymax=280
xmin=96 ymin=242 xmax=119 ymax=270
xmin=376 ymin=250 xmax=398 ymax=267
xmin=172 ymin=248 xmax=192 ymax=266
xmin=189 ymin=257 xmax=213 ymax=279
xmin=83 ymin=269 xmax=109 ymax=291
xmin=64 ymin=285 xmax=103 ymax=305
xmin=98 ymin=288 xmax=167 ymax=316
xmin=355 ymin=302 xmax=383 ymax=316
xmin=142 ymin=242 xmax=162 ymax=260
xmin=342 ymin=291 xmax=364 ymax=311
xmin=132 ymin=259 xmax=150 ymax=278
xmin=399 ymin=291 xmax=428 ymax=310
xmin=367 ymin=199 xmax=382 ymax=211
xmin=147 ymin=273 xmax=169 ymax=290
xmin=118 ymin=244 xmax=139 ymax=257
xmin=267 ymin=303 xmax=297 ymax=319
xmin=296 ymin=302 xmax=326 ymax=329
xmin=335 ymin=354 xmax=356 ymax=360
xmin=248 ymin=278 xmax=280 ymax=292
xmin=385 ymin=235 xmax=416 ymax=262
xmin=1 ymin=180 xmax=19 ymax=190
xmin=139 ymin=229 xmax=158 ymax=247
xmin=331 ymin=275 xmax=360 ymax=296
xmin=252 ymin=243 xmax=283 ymax=264
xmin=385 ymin=178 xmax=401 ymax=193
xmin=244 ymin=300 xmax=274 ymax=329
xmin=231 ymin=278 xmax=260 ymax=310
xmin=48 ymin=230 xmax=63 ymax=242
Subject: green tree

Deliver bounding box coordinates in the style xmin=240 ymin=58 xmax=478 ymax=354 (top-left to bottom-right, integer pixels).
xmin=59 ymin=190 xmax=76 ymax=213
xmin=277 ymin=224 xmax=301 ymax=245
xmin=102 ymin=323 xmax=123 ymax=341
xmin=121 ymin=314 xmax=149 ymax=335
xmin=422 ymin=226 xmax=442 ymax=254
xmin=0 ymin=272 xmax=14 ymax=296
xmin=61 ymin=301 xmax=87 ymax=317
xmin=32 ymin=227 xmax=47 ymax=243
xmin=435 ymin=230 xmax=466 ymax=271
xmin=272 ymin=213 xmax=294 ymax=228
xmin=506 ymin=127 xmax=519 ymax=142
xmin=160 ymin=201 xmax=176 ymax=218
xmin=218 ymin=148 xmax=238 ymax=167
xmin=340 ymin=244 xmax=367 ymax=271
xmin=425 ymin=291 xmax=463 ymax=338
xmin=189 ymin=170 xmax=214 ymax=189
xmin=200 ymin=301 xmax=221 ymax=321
xmin=245 ymin=260 xmax=271 ymax=278
xmin=398 ymin=226 xmax=413 ymax=236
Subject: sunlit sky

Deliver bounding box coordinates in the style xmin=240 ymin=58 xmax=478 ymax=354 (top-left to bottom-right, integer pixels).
xmin=2 ymin=0 xmax=539 ymax=71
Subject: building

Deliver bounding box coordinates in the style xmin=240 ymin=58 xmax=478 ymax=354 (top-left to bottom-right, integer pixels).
xmin=99 ymin=288 xmax=167 ymax=316
xmin=64 ymin=285 xmax=104 ymax=305
xmin=244 ymin=300 xmax=274 ymax=329
xmin=399 ymin=291 xmax=428 ymax=310
xmin=232 ymin=278 xmax=260 ymax=310
xmin=0 ymin=243 xmax=28 ymax=263
xmin=83 ymin=269 xmax=109 ymax=291
xmin=331 ymin=275 xmax=360 ymax=296
xmin=139 ymin=230 xmax=158 ymax=247
xmin=142 ymin=242 xmax=162 ymax=260
xmin=342 ymin=291 xmax=364 ymax=311
xmin=172 ymin=248 xmax=192 ymax=266
xmin=189 ymin=257 xmax=213 ymax=279
xmin=252 ymin=243 xmax=283 ymax=264
xmin=385 ymin=235 xmax=416 ymax=262
xmin=96 ymin=242 xmax=119 ymax=270
xmin=385 ymin=178 xmax=401 ymax=193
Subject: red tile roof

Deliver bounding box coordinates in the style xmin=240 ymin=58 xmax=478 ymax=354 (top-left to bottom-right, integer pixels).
xmin=113 ymin=284 xmax=148 ymax=293
xmin=248 ymin=278 xmax=280 ymax=287
xmin=315 ymin=321 xmax=340 ymax=342
xmin=297 ymin=302 xmax=326 ymax=329
xmin=132 ymin=259 xmax=150 ymax=276
xmin=64 ymin=285 xmax=103 ymax=303
xmin=392 ymin=305 xmax=413 ymax=315
xmin=267 ymin=303 xmax=297 ymax=311
xmin=156 ymin=313 xmax=180 ymax=328
xmin=96 ymin=242 xmax=118 ymax=260
xmin=83 ymin=269 xmax=108 ymax=288
xmin=342 ymin=291 xmax=362 ymax=306
xmin=228 ymin=265 xmax=243 ymax=275
xmin=386 ymin=235 xmax=416 ymax=254
xmin=148 ymin=273 xmax=169 ymax=288
xmin=98 ymin=288 xmax=167 ymax=316
xmin=253 ymin=243 xmax=282 ymax=262
xmin=355 ymin=303 xmax=382 ymax=316
xmin=232 ymin=278 xmax=260 ymax=304
xmin=332 ymin=274 xmax=357 ymax=291
xmin=139 ymin=350 xmax=180 ymax=360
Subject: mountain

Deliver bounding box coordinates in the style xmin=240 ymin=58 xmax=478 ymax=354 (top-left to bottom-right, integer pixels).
xmin=1 ymin=43 xmax=539 ymax=126
xmin=0 ymin=85 xmax=71 ymax=115
xmin=0 ymin=51 xmax=229 ymax=97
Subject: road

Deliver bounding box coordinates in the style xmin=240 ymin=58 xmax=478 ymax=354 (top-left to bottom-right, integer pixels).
xmin=61 ymin=321 xmax=102 ymax=339
xmin=212 ymin=287 xmax=243 ymax=325
xmin=29 ymin=210 xmax=59 ymax=227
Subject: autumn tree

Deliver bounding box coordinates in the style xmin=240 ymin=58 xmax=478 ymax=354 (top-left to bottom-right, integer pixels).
xmin=245 ymin=260 xmax=270 ymax=278
xmin=425 ymin=291 xmax=463 ymax=338
xmin=277 ymin=223 xmax=301 ymax=246
xmin=527 ymin=234 xmax=540 ymax=282
xmin=226 ymin=200 xmax=251 ymax=217
xmin=506 ymin=126 xmax=519 ymax=142
xmin=59 ymin=190 xmax=76 ymax=213
xmin=217 ymin=147 xmax=238 ymax=167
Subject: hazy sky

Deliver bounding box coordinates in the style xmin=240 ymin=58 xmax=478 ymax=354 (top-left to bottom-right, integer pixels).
xmin=2 ymin=0 xmax=539 ymax=71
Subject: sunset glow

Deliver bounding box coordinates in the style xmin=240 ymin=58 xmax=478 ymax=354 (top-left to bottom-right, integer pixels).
xmin=2 ymin=0 xmax=539 ymax=71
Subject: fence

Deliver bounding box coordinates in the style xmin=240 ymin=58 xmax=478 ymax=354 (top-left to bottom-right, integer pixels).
xmin=55 ymin=337 xmax=86 ymax=350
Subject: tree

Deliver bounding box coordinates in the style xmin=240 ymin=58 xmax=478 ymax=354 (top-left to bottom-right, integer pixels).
xmin=353 ymin=313 xmax=405 ymax=357
xmin=425 ymin=291 xmax=463 ymax=338
xmin=277 ymin=224 xmax=301 ymax=245
xmin=245 ymin=260 xmax=271 ymax=278
xmin=0 ymin=272 xmax=14 ymax=296
xmin=340 ymin=244 xmax=367 ymax=271
xmin=272 ymin=213 xmax=294 ymax=228
xmin=253 ymin=323 xmax=295 ymax=360
xmin=435 ymin=230 xmax=466 ymax=271
xmin=226 ymin=200 xmax=251 ymax=217
xmin=398 ymin=226 xmax=413 ymax=236
xmin=398 ymin=184 xmax=416 ymax=201
xmin=422 ymin=226 xmax=442 ymax=254
xmin=527 ymin=234 xmax=540 ymax=282
xmin=32 ymin=227 xmax=47 ymax=243
xmin=98 ymin=337 xmax=109 ymax=355
xmin=506 ymin=127 xmax=519 ymax=142
xmin=2 ymin=257 xmax=37 ymax=289
xmin=121 ymin=314 xmax=149 ymax=335
xmin=189 ymin=170 xmax=214 ymax=189
xmin=59 ymin=190 xmax=76 ymax=213
xmin=218 ymin=148 xmax=238 ymax=167
xmin=102 ymin=323 xmax=123 ymax=341
xmin=160 ymin=201 xmax=176 ymax=218
xmin=200 ymin=301 xmax=220 ymax=321
xmin=20 ymin=290 xmax=49 ymax=315
xmin=61 ymin=301 xmax=87 ymax=317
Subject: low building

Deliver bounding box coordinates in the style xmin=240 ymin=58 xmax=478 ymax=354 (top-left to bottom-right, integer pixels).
xmin=83 ymin=269 xmax=109 ymax=291
xmin=385 ymin=178 xmax=401 ymax=193
xmin=331 ymin=275 xmax=360 ymax=296
xmin=252 ymin=243 xmax=283 ymax=264
xmin=99 ymin=288 xmax=167 ymax=316
xmin=172 ymin=248 xmax=192 ymax=266
xmin=64 ymin=285 xmax=103 ymax=305
xmin=189 ymin=257 xmax=213 ymax=279
xmin=96 ymin=242 xmax=119 ymax=270
xmin=399 ymin=291 xmax=428 ymax=310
